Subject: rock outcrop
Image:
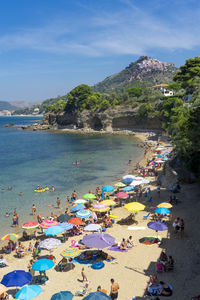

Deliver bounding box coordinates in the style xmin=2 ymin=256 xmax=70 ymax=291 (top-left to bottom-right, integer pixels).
xmin=43 ymin=107 xmax=163 ymax=132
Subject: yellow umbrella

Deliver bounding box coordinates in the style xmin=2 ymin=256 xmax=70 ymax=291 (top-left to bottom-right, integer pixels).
xmin=91 ymin=207 xmax=110 ymax=213
xmin=124 ymin=202 xmax=145 ymax=211
xmin=157 ymin=202 xmax=172 ymax=208
xmin=114 ymin=182 xmax=126 ymax=187
xmin=1 ymin=233 xmax=19 ymax=241
xmin=101 ymin=200 xmax=116 ymax=206
xmin=60 ymin=248 xmax=81 ymax=258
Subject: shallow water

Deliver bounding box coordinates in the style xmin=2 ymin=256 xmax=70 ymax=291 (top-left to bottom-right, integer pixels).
xmin=0 ymin=116 xmax=143 ymax=236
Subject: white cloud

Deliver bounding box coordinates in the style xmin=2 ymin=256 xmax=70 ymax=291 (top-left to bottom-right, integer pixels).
xmin=0 ymin=2 xmax=199 ymax=57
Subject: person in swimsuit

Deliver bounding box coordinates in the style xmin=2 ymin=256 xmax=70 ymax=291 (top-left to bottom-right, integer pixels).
xmin=110 ymin=278 xmax=119 ymax=300
xmin=180 ymin=219 xmax=184 ymax=237
xmin=81 ymin=267 xmax=87 ymax=282
xmin=72 ymin=190 xmax=77 ymax=201
xmin=56 ymin=197 xmax=61 ymax=209
xmin=159 ymin=281 xmax=172 ymax=296
xmin=12 ymin=214 xmax=17 ymax=227
xmin=32 ymin=204 xmax=36 ymax=216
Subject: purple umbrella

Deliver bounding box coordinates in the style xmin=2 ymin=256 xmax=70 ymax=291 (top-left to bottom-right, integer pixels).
xmin=92 ymin=204 xmax=107 ymax=209
xmin=82 ymin=233 xmax=115 ymax=249
xmin=147 ymin=221 xmax=168 ymax=231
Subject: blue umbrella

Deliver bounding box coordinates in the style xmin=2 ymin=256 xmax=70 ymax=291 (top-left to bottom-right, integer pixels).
xmin=102 ymin=186 xmax=114 ymax=192
xmin=1 ymin=270 xmax=32 ymax=287
xmin=15 ymin=285 xmax=42 ymax=299
xmin=58 ymin=222 xmax=73 ymax=230
xmin=50 ymin=291 xmax=74 ymax=300
xmin=158 ymin=154 xmax=162 ymax=158
xmin=76 ymin=209 xmax=92 ymax=219
xmin=147 ymin=221 xmax=168 ymax=231
xmin=163 ymin=157 xmax=168 ymax=161
xmin=83 ymin=291 xmax=110 ymax=300
xmin=32 ymin=258 xmax=54 ymax=271
xmin=122 ymin=178 xmax=133 ymax=185
xmin=70 ymin=204 xmax=85 ymax=212
xmin=44 ymin=226 xmax=64 ymax=236
xmin=155 ymin=207 xmax=170 ymax=215
xmin=122 ymin=186 xmax=135 ymax=192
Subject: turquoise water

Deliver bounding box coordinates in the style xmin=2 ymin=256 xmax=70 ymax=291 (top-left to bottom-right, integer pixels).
xmin=0 ymin=116 xmax=143 ymax=236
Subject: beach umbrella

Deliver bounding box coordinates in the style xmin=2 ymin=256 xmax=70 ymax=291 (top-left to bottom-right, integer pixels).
xmin=93 ymin=204 xmax=107 ymax=209
xmin=115 ymin=192 xmax=129 ymax=199
xmin=0 ymin=284 xmax=6 ymax=295
xmin=15 ymin=285 xmax=42 ymax=300
xmin=32 ymin=258 xmax=54 ymax=271
xmin=102 ymin=186 xmax=114 ymax=192
xmin=114 ymin=182 xmax=126 ymax=187
xmin=163 ymin=157 xmax=168 ymax=161
xmin=1 ymin=233 xmax=19 ymax=241
xmin=83 ymin=291 xmax=110 ymax=300
xmin=82 ymin=233 xmax=115 ymax=249
xmin=84 ymin=224 xmax=101 ymax=232
xmin=100 ymin=200 xmax=116 ymax=206
xmin=124 ymin=202 xmax=145 ymax=212
xmin=155 ymin=207 xmax=170 ymax=215
xmin=91 ymin=207 xmax=110 ymax=213
xmin=60 ymin=248 xmax=81 ymax=258
xmin=70 ymin=204 xmax=85 ymax=212
xmin=44 ymin=226 xmax=64 ymax=236
xmin=50 ymin=291 xmax=74 ymax=300
xmin=22 ymin=221 xmax=39 ymax=230
xmin=155 ymin=160 xmax=164 ymax=164
xmin=39 ymin=238 xmax=61 ymax=250
xmin=157 ymin=154 xmax=162 ymax=158
xmin=75 ymin=209 xmax=92 ymax=219
xmin=1 ymin=270 xmax=32 ymax=287
xmin=130 ymin=180 xmax=144 ymax=187
xmin=122 ymin=175 xmax=135 ymax=180
xmin=58 ymin=223 xmax=73 ymax=231
xmin=74 ymin=199 xmax=87 ymax=204
xmin=83 ymin=193 xmax=96 ymax=199
xmin=157 ymin=202 xmax=172 ymax=209
xmin=147 ymin=221 xmax=168 ymax=232
xmin=122 ymin=178 xmax=133 ymax=185
xmin=68 ymin=218 xmax=83 ymax=225
xmin=122 ymin=186 xmax=135 ymax=192
xmin=57 ymin=214 xmax=71 ymax=223
xmin=40 ymin=219 xmax=58 ymax=229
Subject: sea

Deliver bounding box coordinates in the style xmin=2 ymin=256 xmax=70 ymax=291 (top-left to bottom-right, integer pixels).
xmin=0 ymin=116 xmax=143 ymax=237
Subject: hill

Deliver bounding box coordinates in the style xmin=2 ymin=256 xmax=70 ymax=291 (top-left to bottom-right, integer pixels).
xmin=0 ymin=101 xmax=18 ymax=111
xmin=93 ymin=56 xmax=178 ymax=93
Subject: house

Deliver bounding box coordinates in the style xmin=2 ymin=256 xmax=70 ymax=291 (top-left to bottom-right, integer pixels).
xmin=151 ymin=84 xmax=174 ymax=97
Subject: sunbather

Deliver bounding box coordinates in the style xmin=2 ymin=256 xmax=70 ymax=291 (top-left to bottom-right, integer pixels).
xmin=120 ymin=238 xmax=127 ymax=250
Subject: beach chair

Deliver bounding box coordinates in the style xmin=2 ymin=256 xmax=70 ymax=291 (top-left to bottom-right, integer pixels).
xmin=143 ymin=213 xmax=151 ymax=220
xmin=75 ymin=281 xmax=90 ymax=296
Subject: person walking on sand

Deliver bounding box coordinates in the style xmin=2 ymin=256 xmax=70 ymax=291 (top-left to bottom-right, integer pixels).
xmin=81 ymin=267 xmax=87 ymax=282
xmin=110 ymin=278 xmax=119 ymax=300
xmin=56 ymin=197 xmax=61 ymax=209
xmin=32 ymin=204 xmax=36 ymax=216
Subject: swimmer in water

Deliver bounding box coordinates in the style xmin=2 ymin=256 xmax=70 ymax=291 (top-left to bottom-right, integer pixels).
xmin=19 ymin=192 xmax=23 ymax=196
xmin=5 ymin=212 xmax=10 ymax=217
xmin=8 ymin=186 xmax=12 ymax=191
xmin=52 ymin=186 xmax=55 ymax=192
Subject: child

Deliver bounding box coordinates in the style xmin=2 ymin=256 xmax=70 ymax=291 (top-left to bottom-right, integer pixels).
xmin=81 ymin=267 xmax=87 ymax=282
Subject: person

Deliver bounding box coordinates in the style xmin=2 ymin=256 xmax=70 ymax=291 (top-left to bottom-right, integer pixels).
xmin=19 ymin=192 xmax=23 ymax=196
xmin=180 ymin=219 xmax=184 ymax=237
xmin=12 ymin=214 xmax=17 ymax=227
xmin=66 ymin=196 xmax=70 ymax=203
xmin=159 ymin=281 xmax=173 ymax=296
xmin=120 ymin=238 xmax=127 ymax=250
xmin=5 ymin=212 xmax=10 ymax=217
xmin=72 ymin=190 xmax=77 ymax=201
xmin=27 ymin=259 xmax=33 ymax=272
xmin=126 ymin=236 xmax=134 ymax=248
xmin=81 ymin=267 xmax=87 ymax=282
xmin=56 ymin=197 xmax=61 ymax=209
xmin=8 ymin=186 xmax=12 ymax=190
xmin=110 ymin=278 xmax=119 ymax=300
xmin=52 ymin=186 xmax=55 ymax=192
xmin=158 ymin=251 xmax=168 ymax=271
xmin=172 ymin=217 xmax=180 ymax=233
xmin=32 ymin=204 xmax=36 ymax=215
xmin=166 ymin=255 xmax=174 ymax=271
xmin=27 ymin=242 xmax=33 ymax=253
xmin=37 ymin=213 xmax=42 ymax=223
xmin=0 ymin=255 xmax=9 ymax=266
xmin=97 ymin=286 xmax=102 ymax=292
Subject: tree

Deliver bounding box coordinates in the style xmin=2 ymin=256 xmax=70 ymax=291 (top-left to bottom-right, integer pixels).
xmin=126 ymin=87 xmax=142 ymax=98
xmin=66 ymin=84 xmax=93 ymax=112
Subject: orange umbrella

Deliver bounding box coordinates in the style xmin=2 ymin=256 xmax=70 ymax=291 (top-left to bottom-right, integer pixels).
xmin=68 ymin=218 xmax=83 ymax=225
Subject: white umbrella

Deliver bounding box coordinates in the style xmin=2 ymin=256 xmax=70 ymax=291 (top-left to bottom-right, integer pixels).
xmin=130 ymin=181 xmax=144 ymax=186
xmin=39 ymin=238 xmax=61 ymax=250
xmin=74 ymin=199 xmax=88 ymax=204
xmin=84 ymin=224 xmax=102 ymax=232
xmin=122 ymin=175 xmax=135 ymax=180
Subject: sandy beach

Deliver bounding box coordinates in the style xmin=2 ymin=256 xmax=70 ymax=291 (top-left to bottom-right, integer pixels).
xmin=0 ymin=132 xmax=199 ymax=300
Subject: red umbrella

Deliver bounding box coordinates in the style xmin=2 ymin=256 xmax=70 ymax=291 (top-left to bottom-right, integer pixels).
xmin=115 ymin=192 xmax=129 ymax=199
xmin=68 ymin=218 xmax=83 ymax=225
xmin=22 ymin=221 xmax=39 ymax=229
xmin=40 ymin=219 xmax=58 ymax=229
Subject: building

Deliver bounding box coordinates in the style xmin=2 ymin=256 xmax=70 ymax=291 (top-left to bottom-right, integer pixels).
xmin=151 ymin=84 xmax=174 ymax=97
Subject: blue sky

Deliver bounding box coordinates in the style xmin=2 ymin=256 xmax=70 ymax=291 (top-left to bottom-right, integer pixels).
xmin=1 ymin=0 xmax=200 ymax=102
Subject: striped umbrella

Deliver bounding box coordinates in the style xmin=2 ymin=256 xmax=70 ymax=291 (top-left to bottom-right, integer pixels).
xmin=114 ymin=182 xmax=126 ymax=187
xmin=76 ymin=210 xmax=92 ymax=219
xmin=40 ymin=219 xmax=59 ymax=229
xmin=60 ymin=248 xmax=81 ymax=258
xmin=1 ymin=233 xmax=19 ymax=241
xmin=22 ymin=221 xmax=39 ymax=229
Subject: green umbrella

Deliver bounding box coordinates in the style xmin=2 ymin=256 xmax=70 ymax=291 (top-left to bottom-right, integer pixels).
xmin=83 ymin=193 xmax=96 ymax=199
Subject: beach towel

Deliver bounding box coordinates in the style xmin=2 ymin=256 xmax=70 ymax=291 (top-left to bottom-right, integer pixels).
xmin=108 ymin=246 xmax=128 ymax=252
xmin=128 ymin=226 xmax=146 ymax=230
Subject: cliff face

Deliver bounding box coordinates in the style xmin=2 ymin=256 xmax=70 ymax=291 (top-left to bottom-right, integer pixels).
xmin=43 ymin=107 xmax=162 ymax=132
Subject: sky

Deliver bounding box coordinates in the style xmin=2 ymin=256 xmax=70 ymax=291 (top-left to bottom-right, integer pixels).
xmin=1 ymin=0 xmax=200 ymax=103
